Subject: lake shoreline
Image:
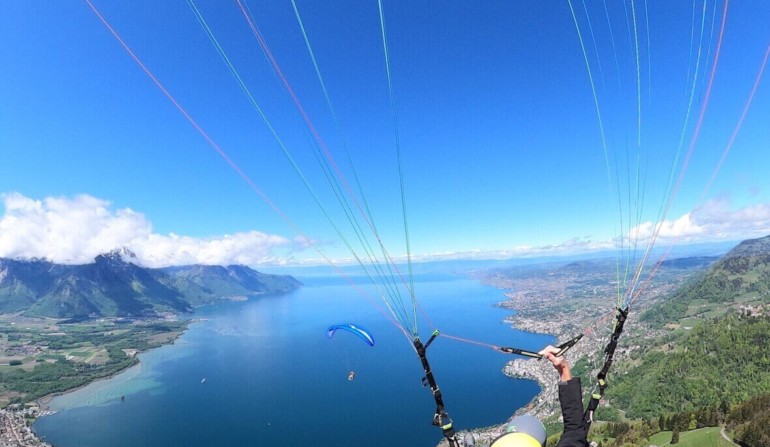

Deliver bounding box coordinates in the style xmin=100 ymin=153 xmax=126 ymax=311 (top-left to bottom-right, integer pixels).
xmin=31 ymin=277 xmax=557 ymax=447
xmin=34 ymin=319 xmax=197 ymax=412
xmin=34 ymin=357 xmax=142 ymax=413
xmin=24 ymin=323 xmax=193 ymax=446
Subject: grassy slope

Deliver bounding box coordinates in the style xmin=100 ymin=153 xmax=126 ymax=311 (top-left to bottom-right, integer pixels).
xmin=647 ymin=427 xmax=734 ymax=447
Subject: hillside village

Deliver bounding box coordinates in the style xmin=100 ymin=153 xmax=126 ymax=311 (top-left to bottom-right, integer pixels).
xmin=450 ymin=236 xmax=770 ymax=447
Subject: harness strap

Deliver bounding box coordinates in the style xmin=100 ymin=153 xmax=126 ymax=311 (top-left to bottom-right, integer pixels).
xmin=584 ymin=306 xmax=629 ymax=429
xmin=414 ymin=337 xmax=459 ymax=447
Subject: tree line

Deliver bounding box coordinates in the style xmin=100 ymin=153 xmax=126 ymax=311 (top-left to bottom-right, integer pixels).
xmin=610 ymin=314 xmax=770 ymax=419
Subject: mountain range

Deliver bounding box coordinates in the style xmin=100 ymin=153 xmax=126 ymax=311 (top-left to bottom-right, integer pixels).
xmin=0 ymin=248 xmax=301 ymax=318
xmin=642 ymin=235 xmax=770 ymax=325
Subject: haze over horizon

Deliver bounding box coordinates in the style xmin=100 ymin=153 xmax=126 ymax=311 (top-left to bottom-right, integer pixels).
xmin=2 ymin=1 xmax=769 ymax=268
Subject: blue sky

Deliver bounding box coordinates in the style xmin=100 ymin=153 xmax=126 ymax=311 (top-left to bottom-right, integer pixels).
xmin=1 ymin=0 xmax=769 ymax=267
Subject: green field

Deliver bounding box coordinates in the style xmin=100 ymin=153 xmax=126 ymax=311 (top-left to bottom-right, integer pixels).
xmin=702 ymin=307 xmax=730 ymax=318
xmin=678 ymin=317 xmax=699 ymax=328
xmin=735 ymin=292 xmax=759 ymax=303
xmin=0 ymin=319 xmax=188 ymax=406
xmin=647 ymin=427 xmax=734 ymax=447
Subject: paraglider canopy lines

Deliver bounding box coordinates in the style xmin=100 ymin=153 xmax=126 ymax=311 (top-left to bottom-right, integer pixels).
xmin=621 ymin=0 xmax=707 ymax=305
xmin=377 ymin=0 xmax=418 ymax=330
xmin=236 ymin=0 xmax=420 ymax=335
xmin=646 ymin=0 xmax=708 ymax=287
xmin=701 ymin=43 xmax=770 ymax=202
xmin=568 ymin=0 xmax=628 ymax=308
xmin=624 ymin=0 xmax=730 ymax=306
xmin=187 ymin=0 xmax=415 ymax=332
xmin=84 ymin=0 xmax=414 ymax=343
xmin=289 ymin=0 xmax=376 ymax=227
xmin=289 ymin=0 xmax=395 ymax=293
xmin=630 ymin=40 xmax=770 ymax=308
xmin=630 ymin=0 xmax=642 ymax=147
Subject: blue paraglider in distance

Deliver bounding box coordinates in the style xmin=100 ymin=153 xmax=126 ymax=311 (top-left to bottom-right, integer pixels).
xmin=326 ymin=323 xmax=375 ymax=346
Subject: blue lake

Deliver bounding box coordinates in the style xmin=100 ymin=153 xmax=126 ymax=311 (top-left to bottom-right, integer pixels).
xmin=34 ymin=275 xmax=553 ymax=447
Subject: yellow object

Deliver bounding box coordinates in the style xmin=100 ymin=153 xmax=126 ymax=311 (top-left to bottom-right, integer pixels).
xmin=490 ymin=432 xmax=543 ymax=447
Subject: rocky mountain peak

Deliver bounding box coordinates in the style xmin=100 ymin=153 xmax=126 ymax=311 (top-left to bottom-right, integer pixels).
xmin=95 ymin=247 xmax=138 ymax=266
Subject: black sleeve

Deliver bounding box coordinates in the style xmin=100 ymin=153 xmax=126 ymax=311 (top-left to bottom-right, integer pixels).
xmin=555 ymin=377 xmax=589 ymax=447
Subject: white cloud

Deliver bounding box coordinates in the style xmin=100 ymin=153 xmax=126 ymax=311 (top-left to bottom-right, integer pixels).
xmin=0 ymin=193 xmax=296 ymax=267
xmin=626 ymin=198 xmax=770 ymax=246
xmin=3 ymin=193 xmax=769 ymax=268
xmin=138 ymin=232 xmax=294 ymax=267
xmin=384 ymin=199 xmax=770 ymax=263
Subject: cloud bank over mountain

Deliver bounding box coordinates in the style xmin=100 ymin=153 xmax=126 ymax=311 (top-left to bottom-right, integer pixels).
xmin=0 ymin=193 xmax=294 ymax=267
xmin=2 ymin=193 xmax=769 ymax=267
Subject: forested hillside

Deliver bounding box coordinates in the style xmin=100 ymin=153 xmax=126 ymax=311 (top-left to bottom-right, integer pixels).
xmin=727 ymin=394 xmax=770 ymax=446
xmin=570 ymin=237 xmax=770 ymax=447
xmin=610 ymin=315 xmax=770 ymax=419
xmin=642 ymin=235 xmax=770 ymax=327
